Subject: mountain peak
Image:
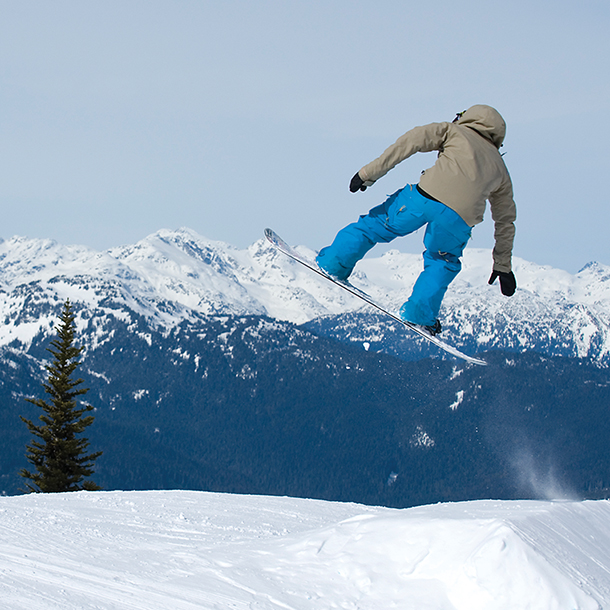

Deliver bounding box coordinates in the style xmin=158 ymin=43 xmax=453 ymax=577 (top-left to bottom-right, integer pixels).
xmin=1 ymin=228 xmax=609 ymax=362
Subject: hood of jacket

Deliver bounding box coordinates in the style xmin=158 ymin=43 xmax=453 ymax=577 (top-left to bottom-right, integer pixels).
xmin=456 ymin=104 xmax=506 ymax=148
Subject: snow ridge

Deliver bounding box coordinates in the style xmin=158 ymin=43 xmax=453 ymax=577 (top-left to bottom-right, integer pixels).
xmin=1 ymin=227 xmax=609 ymax=361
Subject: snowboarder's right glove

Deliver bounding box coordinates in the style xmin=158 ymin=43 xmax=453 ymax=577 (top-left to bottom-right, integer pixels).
xmin=488 ymin=269 xmax=517 ymax=297
xmin=350 ymin=172 xmax=367 ymax=193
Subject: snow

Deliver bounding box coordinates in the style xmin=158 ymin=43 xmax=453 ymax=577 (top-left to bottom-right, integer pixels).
xmin=2 ymin=227 xmax=610 ymax=360
xmin=411 ymin=425 xmax=436 ymax=449
xmin=1 ymin=491 xmax=608 ymax=610
xmin=448 ymin=390 xmax=465 ymax=411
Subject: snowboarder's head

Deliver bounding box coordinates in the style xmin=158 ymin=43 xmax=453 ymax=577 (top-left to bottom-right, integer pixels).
xmin=453 ymin=105 xmax=506 ymax=148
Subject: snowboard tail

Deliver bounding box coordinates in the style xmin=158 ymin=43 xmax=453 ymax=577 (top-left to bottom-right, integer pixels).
xmin=264 ymin=228 xmax=486 ymax=366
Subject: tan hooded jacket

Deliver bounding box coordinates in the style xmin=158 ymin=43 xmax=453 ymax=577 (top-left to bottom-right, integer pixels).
xmin=358 ymin=105 xmax=516 ymax=273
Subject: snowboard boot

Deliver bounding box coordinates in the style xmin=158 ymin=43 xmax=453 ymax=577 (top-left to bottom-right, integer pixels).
xmin=422 ymin=319 xmax=442 ymax=336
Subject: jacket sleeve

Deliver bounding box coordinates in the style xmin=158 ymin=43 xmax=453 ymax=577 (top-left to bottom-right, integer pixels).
xmin=358 ymin=122 xmax=450 ymax=185
xmin=489 ymin=177 xmax=516 ymax=273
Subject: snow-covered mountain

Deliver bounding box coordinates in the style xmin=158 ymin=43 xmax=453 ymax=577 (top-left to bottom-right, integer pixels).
xmin=1 ymin=227 xmax=609 ymax=362
xmin=1 ymin=490 xmax=609 ymax=609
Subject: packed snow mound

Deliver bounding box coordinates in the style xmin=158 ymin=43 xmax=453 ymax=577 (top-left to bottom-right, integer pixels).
xmin=0 ymin=491 xmax=608 ymax=609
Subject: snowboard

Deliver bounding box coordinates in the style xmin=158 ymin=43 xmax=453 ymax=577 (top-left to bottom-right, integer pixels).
xmin=264 ymin=228 xmax=487 ymax=366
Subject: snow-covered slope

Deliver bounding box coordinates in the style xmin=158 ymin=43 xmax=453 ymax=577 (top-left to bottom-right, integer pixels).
xmin=1 ymin=227 xmax=609 ymax=361
xmin=0 ymin=491 xmax=608 ymax=609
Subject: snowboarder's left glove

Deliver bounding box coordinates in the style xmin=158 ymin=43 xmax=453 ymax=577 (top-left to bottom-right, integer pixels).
xmin=488 ymin=270 xmax=516 ymax=297
xmin=349 ymin=172 xmax=367 ymax=192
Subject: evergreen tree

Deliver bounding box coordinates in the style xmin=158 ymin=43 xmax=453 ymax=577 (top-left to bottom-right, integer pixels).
xmin=20 ymin=299 xmax=102 ymax=492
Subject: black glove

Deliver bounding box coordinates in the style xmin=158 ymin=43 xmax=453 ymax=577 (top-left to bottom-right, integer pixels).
xmin=488 ymin=269 xmax=517 ymax=297
xmin=349 ymin=172 xmax=367 ymax=193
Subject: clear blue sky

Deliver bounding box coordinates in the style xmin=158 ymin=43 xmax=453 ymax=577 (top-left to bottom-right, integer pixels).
xmin=1 ymin=0 xmax=609 ymax=272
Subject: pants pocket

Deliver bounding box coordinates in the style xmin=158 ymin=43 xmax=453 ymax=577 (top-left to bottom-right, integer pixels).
xmin=424 ymin=222 xmax=471 ymax=259
xmin=388 ymin=193 xmax=426 ymax=235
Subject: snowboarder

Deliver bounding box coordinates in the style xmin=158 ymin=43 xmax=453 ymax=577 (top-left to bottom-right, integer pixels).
xmin=316 ymin=104 xmax=517 ymax=335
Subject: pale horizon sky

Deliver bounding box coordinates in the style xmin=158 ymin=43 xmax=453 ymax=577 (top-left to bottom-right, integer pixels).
xmin=1 ymin=1 xmax=609 ymax=273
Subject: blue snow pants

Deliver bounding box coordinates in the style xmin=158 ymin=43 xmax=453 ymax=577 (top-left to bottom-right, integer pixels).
xmin=316 ymin=184 xmax=472 ymax=326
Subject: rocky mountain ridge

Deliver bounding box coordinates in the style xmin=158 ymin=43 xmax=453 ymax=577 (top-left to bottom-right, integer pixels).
xmin=1 ymin=227 xmax=608 ymax=362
